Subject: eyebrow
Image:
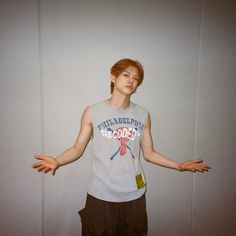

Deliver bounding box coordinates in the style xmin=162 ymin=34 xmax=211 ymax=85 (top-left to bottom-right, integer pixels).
xmin=123 ymin=70 xmax=139 ymax=77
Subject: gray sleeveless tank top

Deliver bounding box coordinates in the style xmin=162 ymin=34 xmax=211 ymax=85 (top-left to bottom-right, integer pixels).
xmin=88 ymin=100 xmax=148 ymax=202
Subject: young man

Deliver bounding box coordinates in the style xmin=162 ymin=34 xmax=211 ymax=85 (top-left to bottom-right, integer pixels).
xmin=32 ymin=58 xmax=210 ymax=236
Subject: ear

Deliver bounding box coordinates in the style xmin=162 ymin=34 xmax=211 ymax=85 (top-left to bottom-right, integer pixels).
xmin=110 ymin=74 xmax=116 ymax=83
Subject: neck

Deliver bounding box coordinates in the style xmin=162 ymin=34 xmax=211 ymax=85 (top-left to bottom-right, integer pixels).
xmin=106 ymin=92 xmax=131 ymax=110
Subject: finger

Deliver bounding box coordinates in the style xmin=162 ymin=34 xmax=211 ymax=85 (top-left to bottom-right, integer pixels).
xmin=34 ymin=155 xmax=44 ymax=160
xmin=196 ymin=164 xmax=210 ymax=170
xmin=193 ymin=159 xmax=203 ymax=163
xmin=198 ymin=164 xmax=210 ymax=169
xmin=37 ymin=166 xmax=46 ymax=172
xmin=51 ymin=168 xmax=56 ymax=176
xmin=201 ymin=166 xmax=210 ymax=172
xmin=193 ymin=165 xmax=209 ymax=172
xmin=204 ymin=165 xmax=211 ymax=170
xmin=192 ymin=164 xmax=204 ymax=171
xmin=32 ymin=162 xmax=43 ymax=169
xmin=44 ymin=167 xmax=51 ymax=174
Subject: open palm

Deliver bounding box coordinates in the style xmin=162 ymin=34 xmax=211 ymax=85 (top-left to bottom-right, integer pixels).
xmin=179 ymin=159 xmax=210 ymax=172
xmin=32 ymin=155 xmax=60 ymax=175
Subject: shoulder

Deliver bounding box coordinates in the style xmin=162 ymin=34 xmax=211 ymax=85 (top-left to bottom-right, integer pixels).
xmin=81 ymin=105 xmax=92 ymax=122
xmin=88 ymin=100 xmax=105 ymax=110
xmin=86 ymin=100 xmax=107 ymax=123
xmin=131 ymin=101 xmax=149 ymax=114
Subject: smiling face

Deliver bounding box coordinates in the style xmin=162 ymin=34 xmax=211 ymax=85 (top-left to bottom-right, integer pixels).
xmin=110 ymin=66 xmax=140 ymax=95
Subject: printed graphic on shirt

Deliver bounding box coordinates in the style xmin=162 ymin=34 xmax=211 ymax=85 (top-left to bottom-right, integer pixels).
xmin=96 ymin=117 xmax=145 ymax=131
xmin=96 ymin=117 xmax=145 ymax=160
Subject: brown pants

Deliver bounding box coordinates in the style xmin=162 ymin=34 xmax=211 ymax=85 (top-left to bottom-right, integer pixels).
xmin=79 ymin=194 xmax=148 ymax=236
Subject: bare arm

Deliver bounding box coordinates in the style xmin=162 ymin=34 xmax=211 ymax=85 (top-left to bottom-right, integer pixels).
xmin=141 ymin=113 xmax=210 ymax=172
xmin=55 ymin=106 xmax=92 ymax=166
xmin=32 ymin=106 xmax=93 ymax=175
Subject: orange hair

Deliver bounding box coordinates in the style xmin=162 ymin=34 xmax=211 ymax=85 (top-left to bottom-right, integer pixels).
xmin=110 ymin=58 xmax=144 ymax=94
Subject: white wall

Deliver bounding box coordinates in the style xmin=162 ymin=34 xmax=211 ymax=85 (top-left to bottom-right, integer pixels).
xmin=0 ymin=0 xmax=42 ymax=236
xmin=194 ymin=1 xmax=236 ymax=235
xmin=0 ymin=0 xmax=235 ymax=236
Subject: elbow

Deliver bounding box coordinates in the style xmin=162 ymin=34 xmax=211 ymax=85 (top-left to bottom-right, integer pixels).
xmin=144 ymin=156 xmax=151 ymax=163
xmin=143 ymin=148 xmax=155 ymax=162
xmin=143 ymin=153 xmax=150 ymax=162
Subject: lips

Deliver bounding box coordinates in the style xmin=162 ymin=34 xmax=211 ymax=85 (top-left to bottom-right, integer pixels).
xmin=125 ymin=86 xmax=132 ymax=89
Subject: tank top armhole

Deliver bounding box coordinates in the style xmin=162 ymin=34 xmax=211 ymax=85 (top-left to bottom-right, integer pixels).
xmin=138 ymin=104 xmax=149 ymax=131
xmin=88 ymin=103 xmax=97 ymax=126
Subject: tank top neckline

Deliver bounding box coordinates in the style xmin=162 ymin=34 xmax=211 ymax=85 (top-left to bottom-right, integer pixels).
xmin=103 ymin=100 xmax=134 ymax=114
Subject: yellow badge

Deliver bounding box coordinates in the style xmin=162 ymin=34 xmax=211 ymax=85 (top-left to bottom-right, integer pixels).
xmin=136 ymin=173 xmax=146 ymax=189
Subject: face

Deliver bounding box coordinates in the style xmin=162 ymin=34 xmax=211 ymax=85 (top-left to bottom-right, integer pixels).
xmin=111 ymin=66 xmax=140 ymax=95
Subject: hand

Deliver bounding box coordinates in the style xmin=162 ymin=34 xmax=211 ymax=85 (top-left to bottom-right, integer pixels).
xmin=32 ymin=155 xmax=60 ymax=175
xmin=179 ymin=159 xmax=210 ymax=172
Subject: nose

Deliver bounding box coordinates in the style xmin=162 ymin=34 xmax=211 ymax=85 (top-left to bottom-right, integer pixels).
xmin=128 ymin=76 xmax=134 ymax=83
